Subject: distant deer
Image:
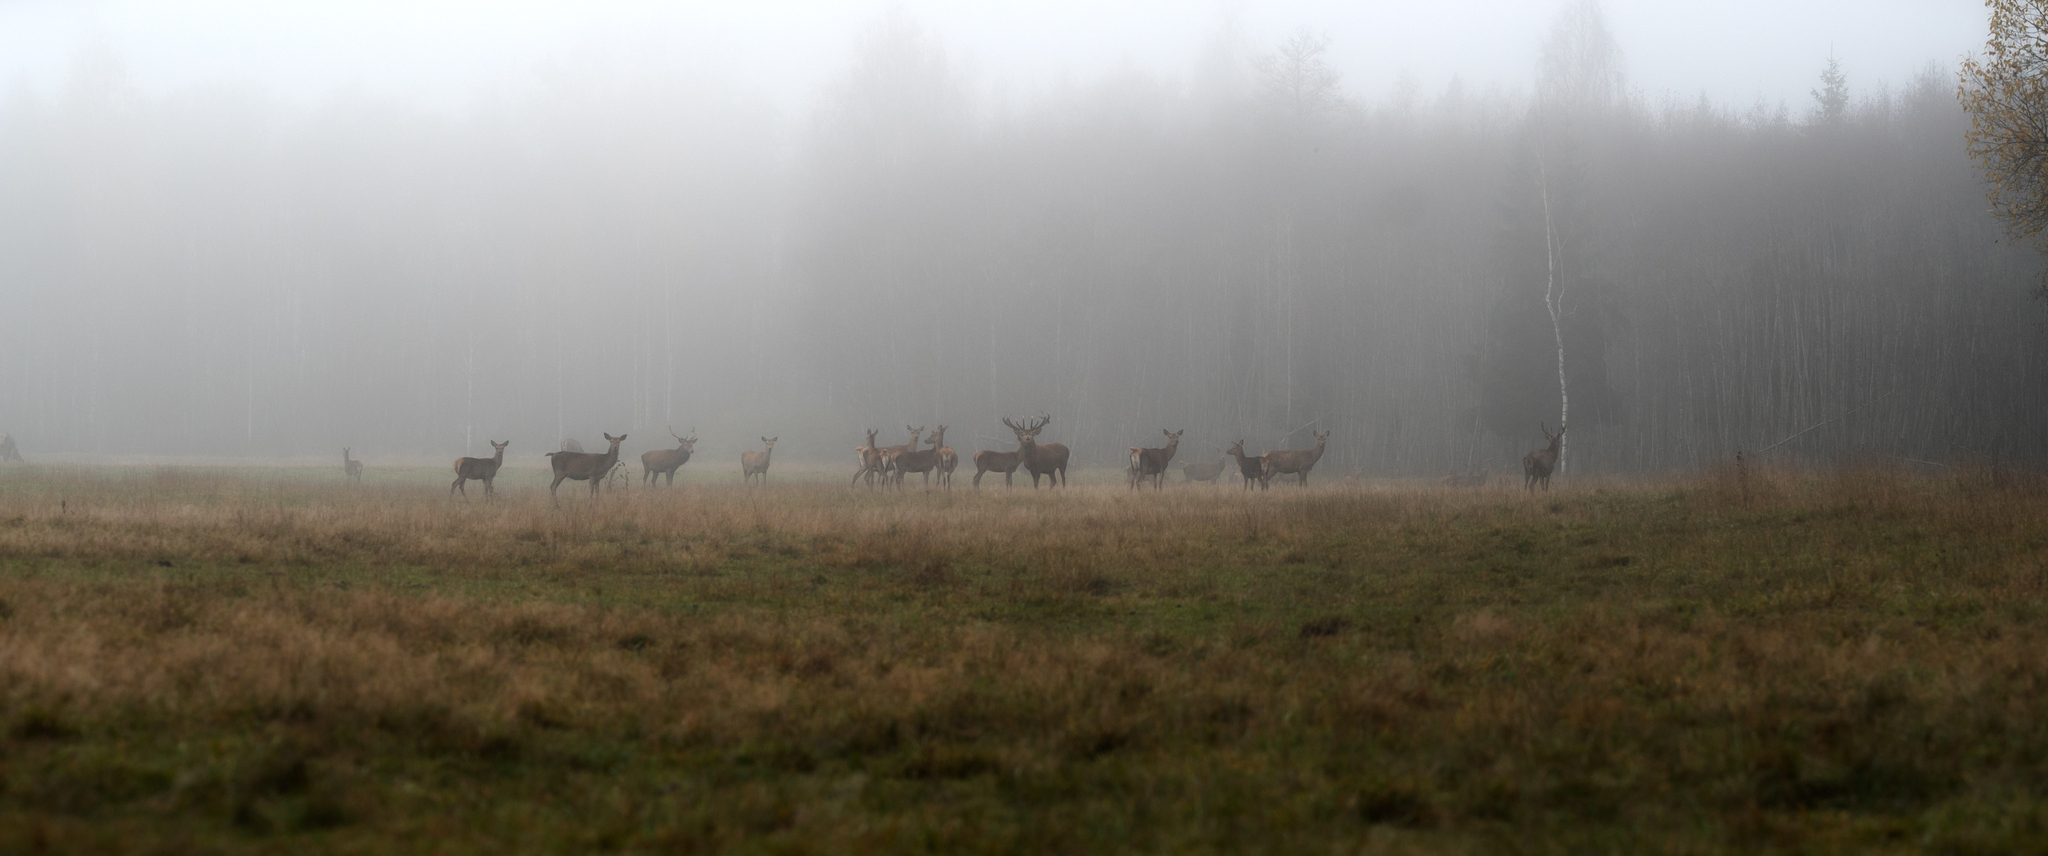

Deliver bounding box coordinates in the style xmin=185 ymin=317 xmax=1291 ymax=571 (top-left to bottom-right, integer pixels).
xmin=1443 ymin=464 xmax=1490 ymax=488
xmin=893 ymin=425 xmax=945 ymax=489
xmin=0 ymin=433 xmax=22 ymax=463
xmin=1004 ymin=412 xmax=1070 ymax=489
xmin=1179 ymin=454 xmax=1227 ymax=484
xmin=1262 ymin=430 xmax=1329 ymax=487
xmin=342 ymin=447 xmax=363 ymax=485
xmin=935 ymin=431 xmax=957 ymax=490
xmin=560 ymin=438 xmax=585 ymax=454
xmin=852 ymin=428 xmax=888 ymax=490
xmin=640 ymin=426 xmax=698 ymax=487
xmin=972 ymin=437 xmax=1024 ymax=488
xmin=1523 ymin=423 xmax=1564 ymax=492
xmin=1227 ymin=439 xmax=1269 ymax=491
xmin=451 ymin=440 xmax=509 ymax=499
xmin=741 ymin=436 xmax=777 ymax=485
xmin=547 ymin=432 xmax=626 ymax=500
xmin=1128 ymin=429 xmax=1183 ymax=491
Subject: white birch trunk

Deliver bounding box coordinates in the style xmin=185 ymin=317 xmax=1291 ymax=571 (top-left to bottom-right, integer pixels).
xmin=1540 ymin=167 xmax=1569 ymax=474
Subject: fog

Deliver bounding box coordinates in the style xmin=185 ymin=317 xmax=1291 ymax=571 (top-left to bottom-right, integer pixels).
xmin=2 ymin=1 xmax=2040 ymax=474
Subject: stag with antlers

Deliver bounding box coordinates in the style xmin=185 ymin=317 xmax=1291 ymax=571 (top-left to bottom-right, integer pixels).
xmin=1262 ymin=430 xmax=1329 ymax=487
xmin=451 ymin=440 xmax=509 ymax=499
xmin=742 ymin=436 xmax=777 ymax=485
xmin=1227 ymin=439 xmax=1268 ymax=491
xmin=547 ymin=432 xmax=626 ymax=500
xmin=1523 ymin=423 xmax=1564 ymax=492
xmin=1128 ymin=429 xmax=1183 ymax=491
xmin=1003 ymin=412 xmax=1069 ymax=489
xmin=640 ymin=426 xmax=698 ymax=487
xmin=342 ymin=447 xmax=363 ymax=485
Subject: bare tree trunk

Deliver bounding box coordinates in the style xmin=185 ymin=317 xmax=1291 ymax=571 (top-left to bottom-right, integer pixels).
xmin=1540 ymin=166 xmax=1569 ymax=474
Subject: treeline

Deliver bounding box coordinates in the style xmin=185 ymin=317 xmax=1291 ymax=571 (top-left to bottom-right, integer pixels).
xmin=1 ymin=8 xmax=2042 ymax=473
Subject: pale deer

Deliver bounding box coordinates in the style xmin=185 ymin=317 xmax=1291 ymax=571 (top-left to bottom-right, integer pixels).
xmin=935 ymin=433 xmax=957 ymax=490
xmin=1127 ymin=429 xmax=1183 ymax=491
xmin=852 ymin=428 xmax=888 ymax=490
xmin=547 ymin=432 xmax=625 ymax=500
xmin=1227 ymin=439 xmax=1269 ymax=491
xmin=1004 ymin=412 xmax=1070 ymax=489
xmin=742 ymin=436 xmax=777 ymax=485
xmin=1179 ymin=454 xmax=1227 ymax=484
xmin=1443 ymin=464 xmax=1490 ymax=488
xmin=451 ymin=440 xmax=509 ymax=498
xmin=893 ymin=425 xmax=945 ymax=489
xmin=0 ymin=433 xmax=22 ymax=463
xmin=1262 ymin=430 xmax=1329 ymax=487
xmin=640 ymin=426 xmax=698 ymax=487
xmin=1523 ymin=423 xmax=1564 ymax=492
xmin=342 ymin=447 xmax=363 ymax=485
xmin=560 ymin=438 xmax=585 ymax=454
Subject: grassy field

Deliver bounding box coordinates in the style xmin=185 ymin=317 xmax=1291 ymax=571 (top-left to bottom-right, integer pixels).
xmin=3 ymin=460 xmax=2048 ymax=853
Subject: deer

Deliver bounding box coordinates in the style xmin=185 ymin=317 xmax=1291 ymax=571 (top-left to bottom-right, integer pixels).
xmin=742 ymin=436 xmax=777 ymax=485
xmin=1004 ymin=412 xmax=1070 ymax=489
xmin=971 ymin=438 xmax=1024 ymax=488
xmin=1443 ymin=464 xmax=1490 ymax=488
xmin=342 ymin=447 xmax=363 ymax=484
xmin=1523 ymin=423 xmax=1564 ymax=492
xmin=1127 ymin=429 xmax=1183 ymax=491
xmin=0 ymin=433 xmax=22 ymax=463
xmin=546 ymin=432 xmax=625 ymax=500
xmin=852 ymin=429 xmax=888 ymax=490
xmin=935 ymin=432 xmax=957 ymax=490
xmin=640 ymin=426 xmax=698 ymax=487
xmin=560 ymin=438 xmax=585 ymax=454
xmin=891 ymin=425 xmax=946 ymax=489
xmin=1227 ymin=439 xmax=1269 ymax=491
xmin=1179 ymin=454 xmax=1227 ymax=484
xmin=1262 ymin=430 xmax=1329 ymax=487
xmin=451 ymin=440 xmax=509 ymax=499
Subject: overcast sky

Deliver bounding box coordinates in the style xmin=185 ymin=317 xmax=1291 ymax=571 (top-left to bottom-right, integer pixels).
xmin=0 ymin=1 xmax=1986 ymax=116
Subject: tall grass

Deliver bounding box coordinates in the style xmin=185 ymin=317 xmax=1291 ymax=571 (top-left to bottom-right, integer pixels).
xmin=3 ymin=463 xmax=2048 ymax=852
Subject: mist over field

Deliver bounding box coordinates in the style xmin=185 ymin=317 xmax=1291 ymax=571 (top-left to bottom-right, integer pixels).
xmin=0 ymin=1 xmax=2030 ymax=475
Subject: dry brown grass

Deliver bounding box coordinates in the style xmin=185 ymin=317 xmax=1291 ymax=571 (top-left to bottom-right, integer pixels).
xmin=4 ymin=462 xmax=2048 ymax=852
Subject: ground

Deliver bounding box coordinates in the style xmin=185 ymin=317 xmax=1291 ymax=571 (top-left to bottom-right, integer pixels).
xmin=2 ymin=461 xmax=2046 ymax=853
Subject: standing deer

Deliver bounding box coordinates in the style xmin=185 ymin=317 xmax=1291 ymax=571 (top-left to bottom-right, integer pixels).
xmin=972 ymin=438 xmax=1024 ymax=488
xmin=342 ymin=447 xmax=363 ymax=485
xmin=451 ymin=440 xmax=509 ymax=499
xmin=640 ymin=426 xmax=698 ymax=487
xmin=546 ymin=432 xmax=626 ymax=500
xmin=1262 ymin=430 xmax=1329 ymax=487
xmin=892 ymin=425 xmax=945 ymax=489
xmin=1227 ymin=439 xmax=1268 ymax=491
xmin=0 ymin=433 xmax=22 ymax=463
xmin=1179 ymin=454 xmax=1227 ymax=484
xmin=741 ymin=436 xmax=777 ymax=485
xmin=1004 ymin=412 xmax=1070 ymax=489
xmin=1523 ymin=423 xmax=1564 ymax=492
xmin=1128 ymin=429 xmax=1183 ymax=491
xmin=935 ymin=432 xmax=957 ymax=490
xmin=852 ymin=428 xmax=888 ymax=490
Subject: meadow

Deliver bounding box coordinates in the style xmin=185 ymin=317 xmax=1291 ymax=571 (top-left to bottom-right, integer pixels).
xmin=2 ymin=460 xmax=2047 ymax=853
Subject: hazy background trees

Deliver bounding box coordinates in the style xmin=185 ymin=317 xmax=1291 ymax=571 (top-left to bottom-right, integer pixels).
xmin=2 ymin=5 xmax=2043 ymax=473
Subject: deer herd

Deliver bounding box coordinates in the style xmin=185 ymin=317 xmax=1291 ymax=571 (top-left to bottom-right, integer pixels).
xmin=311 ymin=414 xmax=1568 ymax=500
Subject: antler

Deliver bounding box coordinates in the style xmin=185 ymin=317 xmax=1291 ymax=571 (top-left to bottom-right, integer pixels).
xmin=1029 ymin=411 xmax=1052 ymax=432
xmin=669 ymin=425 xmax=685 ymax=442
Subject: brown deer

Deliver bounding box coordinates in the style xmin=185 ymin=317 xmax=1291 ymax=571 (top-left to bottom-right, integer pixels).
xmin=1523 ymin=423 xmax=1563 ymax=492
xmin=1004 ymin=412 xmax=1069 ymax=489
xmin=892 ymin=425 xmax=945 ymax=490
xmin=1443 ymin=464 xmax=1490 ymax=488
xmin=971 ymin=440 xmax=1023 ymax=488
xmin=342 ymin=447 xmax=363 ymax=485
xmin=935 ymin=433 xmax=957 ymax=490
xmin=875 ymin=425 xmax=924 ymax=487
xmin=741 ymin=436 xmax=777 ymax=485
xmin=1261 ymin=430 xmax=1329 ymax=487
xmin=640 ymin=426 xmax=698 ymax=487
xmin=1179 ymin=454 xmax=1227 ymax=484
xmin=852 ymin=428 xmax=888 ymax=490
xmin=1127 ymin=429 xmax=1183 ymax=491
xmin=1227 ymin=439 xmax=1269 ymax=491
xmin=546 ymin=432 xmax=625 ymax=499
xmin=451 ymin=440 xmax=509 ymax=498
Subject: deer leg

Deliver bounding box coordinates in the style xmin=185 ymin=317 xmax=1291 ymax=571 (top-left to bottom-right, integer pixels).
xmin=451 ymin=477 xmax=463 ymax=498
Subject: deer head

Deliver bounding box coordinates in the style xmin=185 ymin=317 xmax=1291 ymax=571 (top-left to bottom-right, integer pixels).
xmin=761 ymin=436 xmax=778 ymax=449
xmin=1002 ymin=412 xmax=1052 ymax=444
xmin=669 ymin=425 xmax=698 ymax=452
xmin=603 ymin=432 xmax=626 ymax=451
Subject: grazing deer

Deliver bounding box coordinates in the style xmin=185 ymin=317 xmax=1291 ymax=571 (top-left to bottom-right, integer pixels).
xmin=1523 ymin=423 xmax=1564 ymax=492
xmin=1128 ymin=429 xmax=1183 ymax=491
xmin=741 ymin=436 xmax=777 ymax=485
xmin=1443 ymin=464 xmax=1490 ymax=488
xmin=1004 ymin=412 xmax=1070 ymax=489
xmin=0 ymin=433 xmax=22 ymax=463
xmin=1262 ymin=430 xmax=1329 ymax=487
xmin=1227 ymin=439 xmax=1269 ymax=491
xmin=893 ymin=425 xmax=945 ymax=489
xmin=971 ymin=441 xmax=1023 ymax=488
xmin=640 ymin=426 xmax=698 ymax=487
xmin=560 ymin=438 xmax=585 ymax=454
xmin=451 ymin=440 xmax=509 ymax=499
xmin=1179 ymin=454 xmax=1227 ymax=484
xmin=342 ymin=447 xmax=363 ymax=485
xmin=546 ymin=432 xmax=626 ymax=500
xmin=852 ymin=429 xmax=888 ymax=490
